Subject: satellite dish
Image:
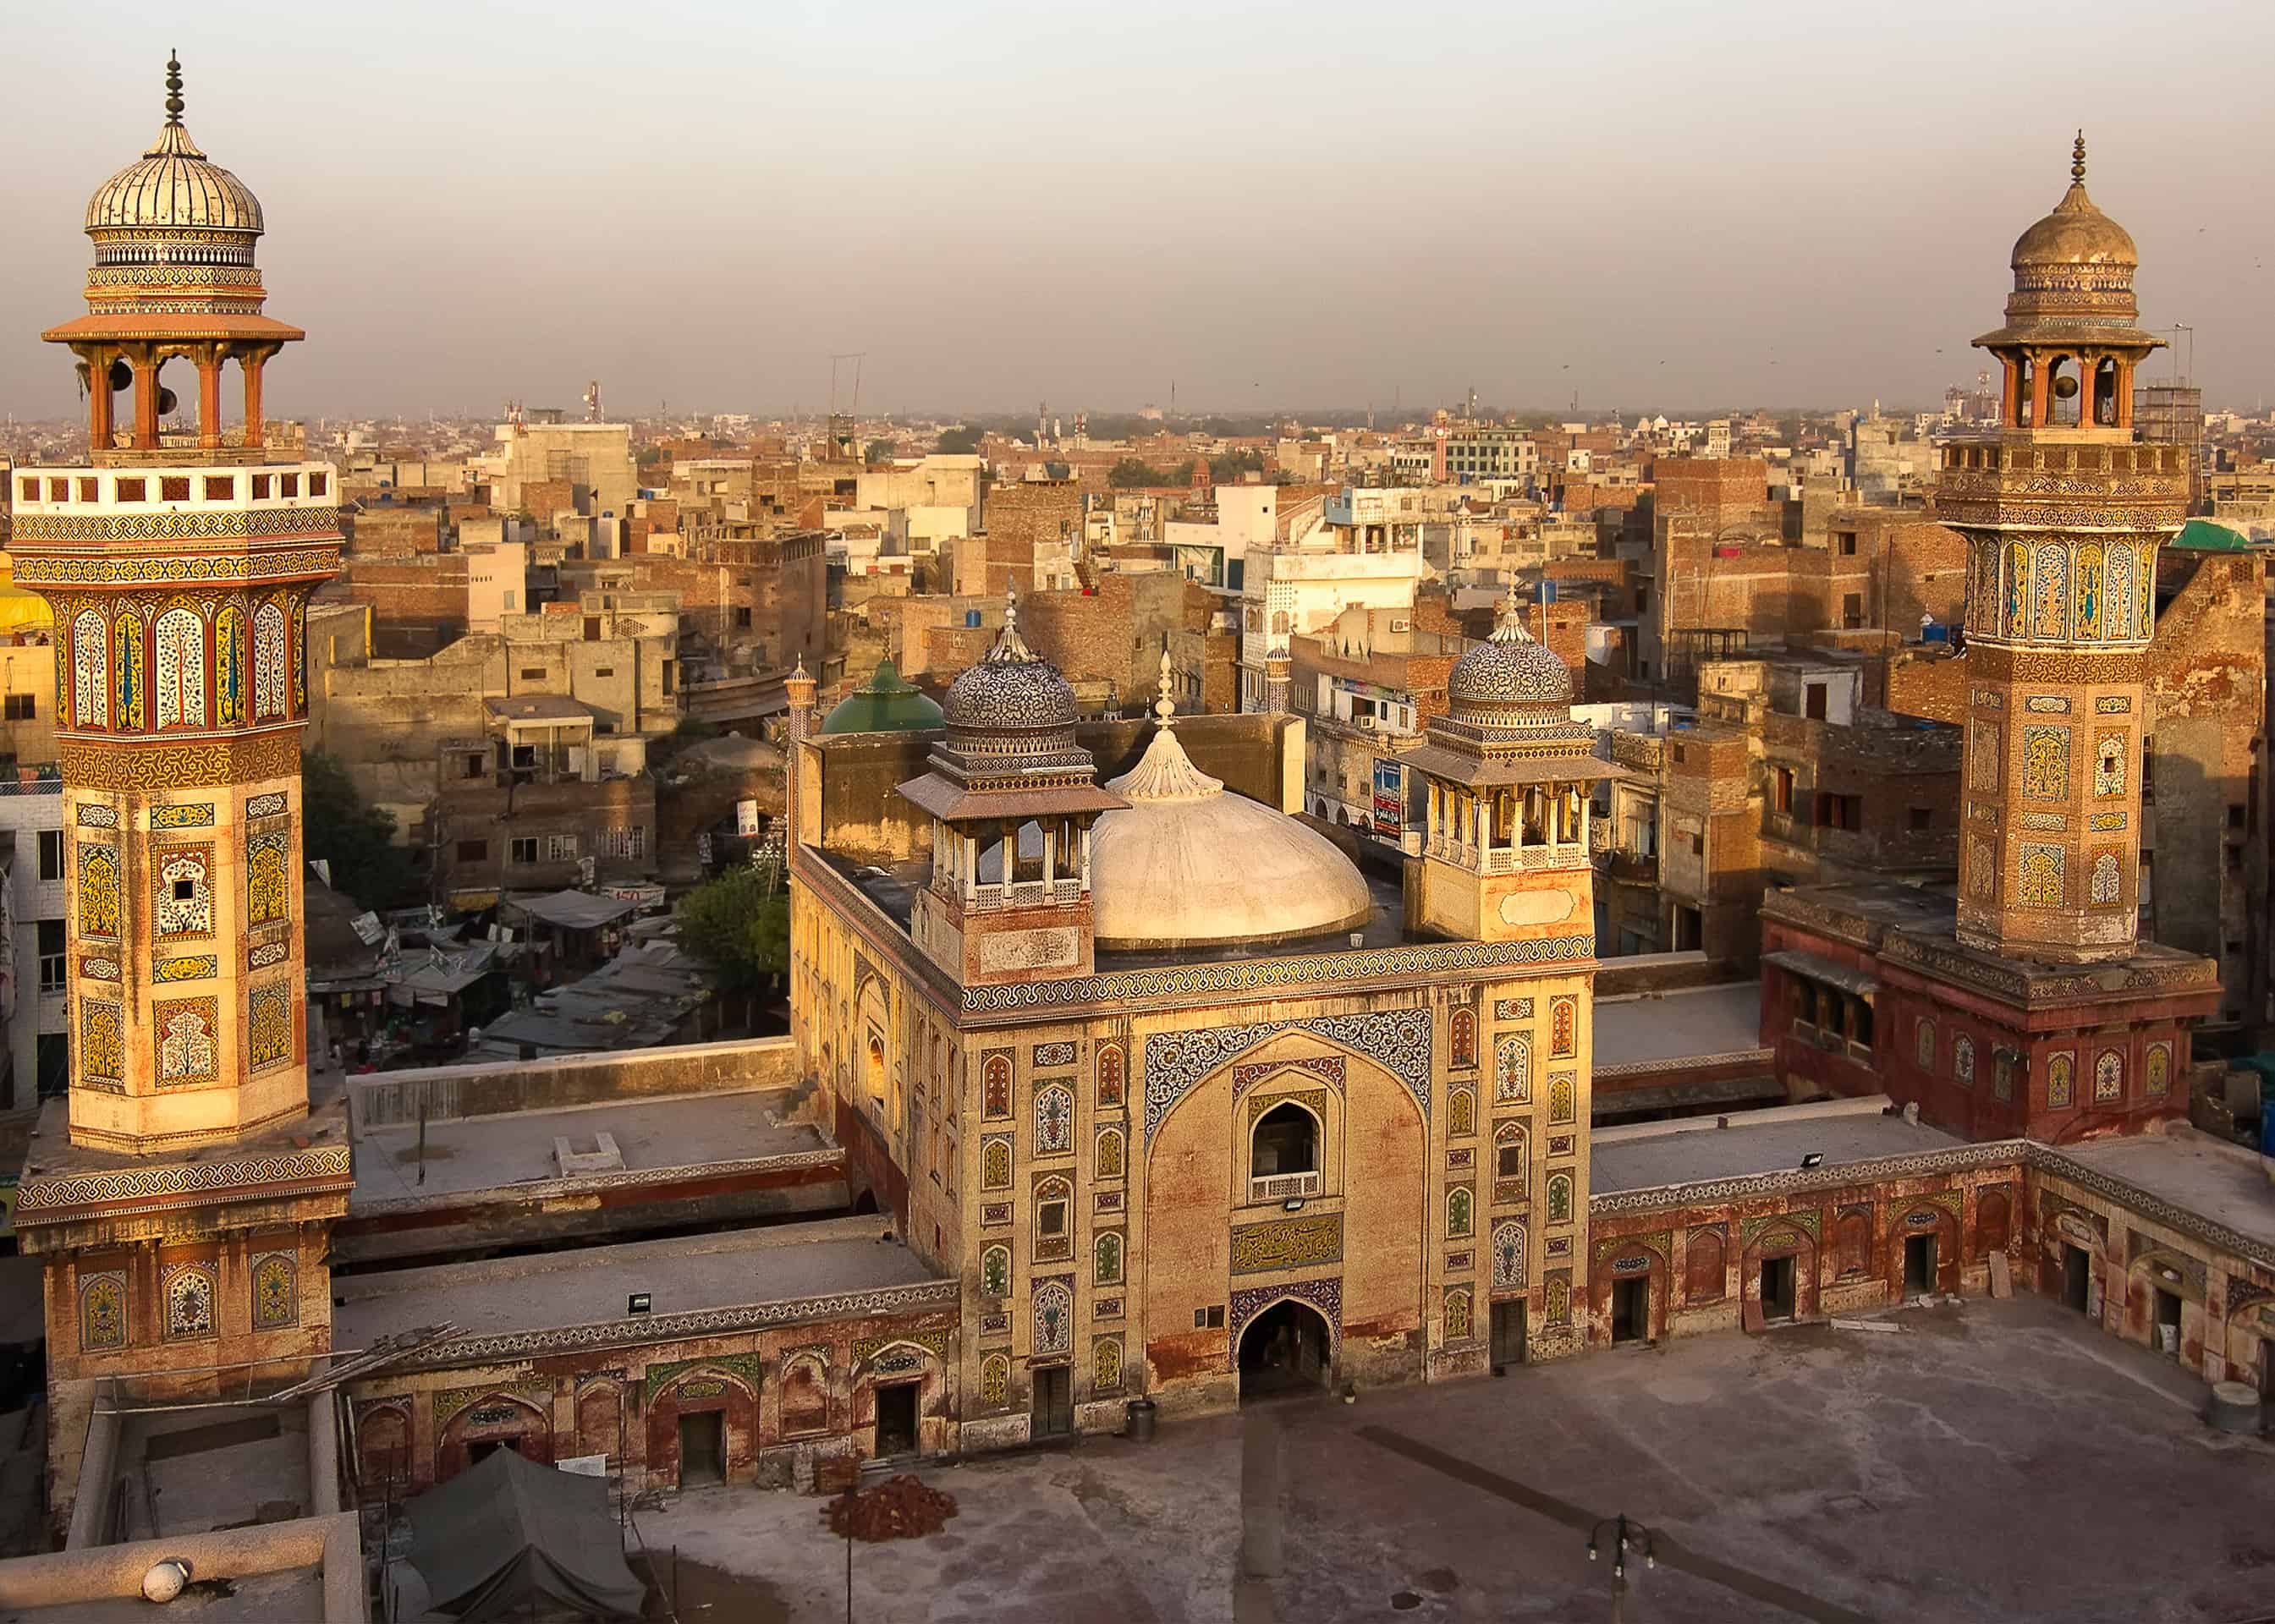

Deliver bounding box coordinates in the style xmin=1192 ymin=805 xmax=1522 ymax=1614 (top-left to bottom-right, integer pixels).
xmin=107 ymin=359 xmax=132 ymax=392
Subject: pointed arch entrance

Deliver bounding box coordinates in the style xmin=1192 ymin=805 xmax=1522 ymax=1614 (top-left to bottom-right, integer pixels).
xmin=1238 ymin=1298 xmax=1332 ymax=1401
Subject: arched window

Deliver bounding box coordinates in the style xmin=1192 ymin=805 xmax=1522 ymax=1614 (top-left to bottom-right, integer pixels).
xmin=1443 ymin=1288 xmax=1473 ymax=1343
xmin=2047 ymin=1051 xmax=2075 ymax=1109
xmin=1494 ymin=1034 xmax=1530 ymax=1103
xmin=1953 ymin=1034 xmax=1976 ymax=1088
xmin=1546 ymin=1173 xmax=1574 ymax=1225
xmin=1448 ymin=1088 xmax=1475 ymax=1138
xmin=1250 ymin=1101 xmax=1318 ymax=1180
xmin=1447 ymin=1186 xmax=1474 ymax=1238
xmin=1548 ymin=1075 xmax=1574 ymax=1125
xmin=1096 ymin=1043 xmax=1124 ymax=1107
xmin=1915 ymin=1019 xmax=1937 ymax=1073
xmin=250 ymin=1252 xmax=297 ymax=1330
xmin=154 ymin=607 xmax=206 ymax=728
xmin=1977 ymin=1189 xmax=2013 ymax=1254
xmin=1835 ymin=1210 xmax=1871 ymax=1277
xmin=979 ymin=1243 xmax=1009 ymax=1298
xmin=1093 ymin=1338 xmax=1123 ymax=1391
xmin=1035 ymin=1177 xmax=1072 ymax=1262
xmin=981 ymin=1138 xmax=1011 ymax=1189
xmin=72 ymin=610 xmax=108 ymax=727
xmin=1032 ymin=1279 xmax=1072 ymax=1357
xmin=1491 ymin=1221 xmax=1526 ymax=1289
xmin=1094 ymin=1127 xmax=1124 ymax=1180
xmin=865 ymin=1036 xmax=887 ymax=1108
xmin=2093 ymin=1050 xmax=2124 ymax=1102
xmin=1094 ymin=1232 xmax=1124 ymax=1285
xmin=981 ymin=1354 xmax=1009 ymax=1407
xmin=1449 ymin=1008 xmax=1476 ymax=1069
xmin=1494 ymin=1121 xmax=1527 ymax=1186
xmin=982 ymin=1054 xmax=1012 ymax=1118
xmin=782 ymin=1358 xmax=829 ymax=1434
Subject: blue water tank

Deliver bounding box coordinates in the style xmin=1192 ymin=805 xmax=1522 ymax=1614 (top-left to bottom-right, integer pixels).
xmin=1541 ymin=579 xmax=1558 ymax=603
xmin=965 ymin=609 xmax=982 ymax=628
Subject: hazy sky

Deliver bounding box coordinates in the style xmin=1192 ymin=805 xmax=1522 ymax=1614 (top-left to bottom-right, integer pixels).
xmin=5 ymin=0 xmax=2271 ymax=423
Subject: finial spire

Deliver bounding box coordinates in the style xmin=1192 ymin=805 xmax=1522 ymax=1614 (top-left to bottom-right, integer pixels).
xmin=1154 ymin=643 xmax=1176 ymax=727
xmin=164 ymin=50 xmax=184 ymax=126
xmin=982 ymin=581 xmax=1036 ymax=663
xmin=2071 ymin=129 xmax=2085 ymax=184
xmin=1491 ymin=577 xmax=1534 ymax=643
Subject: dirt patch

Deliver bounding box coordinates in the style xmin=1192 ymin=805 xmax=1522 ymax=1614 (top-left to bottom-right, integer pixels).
xmin=823 ymin=1473 xmax=959 ymax=1541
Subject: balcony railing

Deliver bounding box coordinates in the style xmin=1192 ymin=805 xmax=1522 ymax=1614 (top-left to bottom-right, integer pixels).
xmin=1250 ymin=1170 xmax=1322 ymax=1203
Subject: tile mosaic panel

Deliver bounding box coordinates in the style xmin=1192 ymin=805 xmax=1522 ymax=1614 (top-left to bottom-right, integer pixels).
xmin=1230 ymin=1213 xmax=1344 ymax=1275
xmin=1142 ymin=1007 xmax=1431 ymax=1143
xmin=248 ymin=980 xmax=293 ymax=1072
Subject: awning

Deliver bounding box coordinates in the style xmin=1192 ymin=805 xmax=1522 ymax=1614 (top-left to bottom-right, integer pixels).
xmin=505 ymin=890 xmax=639 ymax=931
xmin=1401 ymin=744 xmax=1619 ymax=787
xmin=1763 ymin=947 xmax=1878 ymax=999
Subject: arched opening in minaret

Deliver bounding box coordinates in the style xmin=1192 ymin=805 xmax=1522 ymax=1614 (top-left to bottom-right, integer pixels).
xmin=151 ymin=356 xmax=188 ymax=439
xmin=2093 ymin=358 xmax=2121 ymax=426
xmin=1238 ymin=1299 xmax=1331 ymax=1402
xmin=2012 ymin=357 xmax=2034 ymax=427
xmin=2047 ymin=354 xmax=2081 ymax=426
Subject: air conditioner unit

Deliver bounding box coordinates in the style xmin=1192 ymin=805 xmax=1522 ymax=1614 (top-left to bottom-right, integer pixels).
xmin=1356 ymin=716 xmax=1377 ymax=731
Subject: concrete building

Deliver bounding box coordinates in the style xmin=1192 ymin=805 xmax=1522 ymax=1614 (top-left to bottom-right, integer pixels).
xmin=1239 ymin=485 xmax=1431 ymax=711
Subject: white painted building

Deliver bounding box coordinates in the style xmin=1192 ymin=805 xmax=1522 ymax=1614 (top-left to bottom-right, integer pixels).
xmin=1238 ymin=486 xmax=1433 ymax=711
xmin=0 ymin=782 xmax=68 ymax=1108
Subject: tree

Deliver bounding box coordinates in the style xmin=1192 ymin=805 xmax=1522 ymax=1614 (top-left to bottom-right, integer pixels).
xmin=865 ymin=439 xmax=898 ymax=468
xmin=1209 ymin=449 xmax=1266 ymax=483
xmin=935 ymin=424 xmax=983 ymax=455
xmin=299 ymin=751 xmax=420 ymax=911
xmin=677 ymin=860 xmax=790 ymax=990
xmin=1108 ymin=457 xmax=1177 ymax=489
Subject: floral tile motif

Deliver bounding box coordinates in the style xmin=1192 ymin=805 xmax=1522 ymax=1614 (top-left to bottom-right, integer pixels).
xmin=156 ymin=998 xmax=220 ymax=1088
xmin=153 ymin=845 xmax=214 ymax=940
xmin=1143 ymin=1008 xmax=1431 ymax=1143
xmin=248 ymin=980 xmax=293 ymax=1073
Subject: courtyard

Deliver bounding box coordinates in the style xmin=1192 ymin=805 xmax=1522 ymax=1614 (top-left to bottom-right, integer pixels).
xmin=644 ymin=1296 xmax=2272 ymax=1622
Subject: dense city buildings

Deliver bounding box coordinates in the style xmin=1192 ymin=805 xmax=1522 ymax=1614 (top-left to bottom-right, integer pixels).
xmin=0 ymin=52 xmax=2268 ymax=1624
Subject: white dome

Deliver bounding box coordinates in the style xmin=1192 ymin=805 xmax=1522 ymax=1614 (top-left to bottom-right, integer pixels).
xmin=1090 ymin=726 xmax=1372 ymax=951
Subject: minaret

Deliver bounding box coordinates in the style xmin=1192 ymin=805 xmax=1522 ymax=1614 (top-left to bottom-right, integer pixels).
xmin=10 ymin=58 xmax=349 ymax=1522
xmin=1941 ymin=134 xmax=2186 ymax=963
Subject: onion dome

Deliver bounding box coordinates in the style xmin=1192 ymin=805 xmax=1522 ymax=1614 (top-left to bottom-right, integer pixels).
xmin=1449 ymin=583 xmax=1574 ymax=714
xmin=820 ymin=657 xmax=944 ymax=735
xmin=2011 ymin=134 xmax=2135 ymax=275
xmin=1089 ymin=652 xmax=1371 ymax=950
xmin=938 ymin=587 xmax=1080 ymax=757
xmin=86 ymin=54 xmax=264 ymax=238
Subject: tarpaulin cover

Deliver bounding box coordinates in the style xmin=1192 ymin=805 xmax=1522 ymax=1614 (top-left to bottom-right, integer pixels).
xmin=405 ymin=1445 xmax=645 ymax=1621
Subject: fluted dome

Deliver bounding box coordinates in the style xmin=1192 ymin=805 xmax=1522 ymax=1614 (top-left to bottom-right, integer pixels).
xmin=87 ymin=121 xmax=264 ymax=237
xmin=1090 ymin=714 xmax=1371 ymax=952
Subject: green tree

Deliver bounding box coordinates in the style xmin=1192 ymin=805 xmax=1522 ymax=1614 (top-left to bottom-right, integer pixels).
xmin=1209 ymin=448 xmax=1266 ymax=482
xmin=299 ymin=751 xmax=419 ymax=911
xmin=677 ymin=861 xmax=791 ymax=990
xmin=865 ymin=438 xmax=898 ymax=468
xmin=935 ymin=424 xmax=983 ymax=455
xmin=1108 ymin=457 xmax=1177 ymax=488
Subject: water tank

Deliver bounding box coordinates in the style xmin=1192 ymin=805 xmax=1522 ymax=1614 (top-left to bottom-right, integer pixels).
xmin=1541 ymin=579 xmax=1558 ymax=603
xmin=965 ymin=609 xmax=982 ymax=628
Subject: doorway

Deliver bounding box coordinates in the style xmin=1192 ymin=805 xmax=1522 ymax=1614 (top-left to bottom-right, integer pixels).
xmin=1237 ymin=1300 xmax=1332 ymax=1401
xmin=1610 ymin=1276 xmax=1650 ymax=1346
xmin=875 ymin=1382 xmax=919 ymax=1458
xmin=1760 ymin=1254 xmax=1798 ymax=1322
xmin=2063 ymin=1244 xmax=2091 ymax=1314
xmin=2152 ymin=1288 xmax=2183 ymax=1358
xmin=1904 ymin=1234 xmax=1937 ymax=1297
xmin=1489 ymin=1299 xmax=1527 ymax=1369
xmin=677 ymin=1413 xmax=724 ymax=1487
xmin=1030 ymin=1365 xmax=1073 ymax=1438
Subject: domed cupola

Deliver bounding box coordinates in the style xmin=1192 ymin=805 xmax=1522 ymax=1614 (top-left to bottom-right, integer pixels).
xmin=1448 ymin=584 xmax=1577 ymax=724
xmin=897 ymin=586 xmax=1128 ymax=988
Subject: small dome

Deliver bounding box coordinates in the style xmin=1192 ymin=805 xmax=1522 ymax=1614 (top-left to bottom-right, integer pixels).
xmin=821 ymin=658 xmax=944 ymax=735
xmin=1091 ymin=725 xmax=1371 ymax=951
xmin=1451 ymin=591 xmax=1573 ymax=706
xmin=939 ymin=592 xmax=1077 ymax=733
xmin=86 ymin=61 xmax=263 ymax=238
xmin=2010 ymin=135 xmax=2135 ymax=274
xmin=86 ymin=126 xmax=265 ymax=236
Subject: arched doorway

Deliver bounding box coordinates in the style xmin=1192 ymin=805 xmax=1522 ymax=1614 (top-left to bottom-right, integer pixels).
xmin=1238 ymin=1299 xmax=1332 ymax=1402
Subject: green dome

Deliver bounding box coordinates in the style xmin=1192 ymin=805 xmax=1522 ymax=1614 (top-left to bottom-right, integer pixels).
xmin=2171 ymin=518 xmax=2255 ymax=552
xmin=819 ymin=658 xmax=945 ymax=735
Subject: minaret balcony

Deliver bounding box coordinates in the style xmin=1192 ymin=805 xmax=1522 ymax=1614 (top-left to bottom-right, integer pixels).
xmin=11 ymin=460 xmax=334 ymax=524
xmin=964 ymin=876 xmax=1086 ymax=914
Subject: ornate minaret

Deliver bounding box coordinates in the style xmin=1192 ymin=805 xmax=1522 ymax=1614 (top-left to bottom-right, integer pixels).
xmin=1941 ymin=135 xmax=2185 ymax=964
xmin=10 ymin=58 xmax=349 ymax=1528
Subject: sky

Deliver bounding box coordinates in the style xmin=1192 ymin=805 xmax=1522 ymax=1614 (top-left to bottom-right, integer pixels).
xmin=3 ymin=0 xmax=2271 ymax=424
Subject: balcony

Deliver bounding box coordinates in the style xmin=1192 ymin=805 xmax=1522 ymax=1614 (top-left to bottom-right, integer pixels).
xmin=1250 ymin=1170 xmax=1322 ymax=1204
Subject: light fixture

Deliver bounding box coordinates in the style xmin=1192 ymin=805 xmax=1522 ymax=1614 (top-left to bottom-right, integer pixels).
xmin=1799 ymin=1153 xmax=1824 ymax=1170
xmin=1283 ymin=1197 xmax=1305 ymax=1213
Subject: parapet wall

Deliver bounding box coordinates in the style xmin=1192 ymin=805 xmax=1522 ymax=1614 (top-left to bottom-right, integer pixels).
xmin=348 ymin=1034 xmax=800 ymax=1130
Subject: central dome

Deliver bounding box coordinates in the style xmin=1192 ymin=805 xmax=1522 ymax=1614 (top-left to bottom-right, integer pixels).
xmin=1089 ymin=684 xmax=1371 ymax=952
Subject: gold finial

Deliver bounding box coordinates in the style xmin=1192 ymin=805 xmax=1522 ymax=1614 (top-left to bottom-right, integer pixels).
xmin=164 ymin=50 xmax=184 ymax=126
xmin=1154 ymin=642 xmax=1176 ymax=727
xmin=2071 ymin=130 xmax=2085 ymax=184
xmin=1491 ymin=577 xmax=1533 ymax=643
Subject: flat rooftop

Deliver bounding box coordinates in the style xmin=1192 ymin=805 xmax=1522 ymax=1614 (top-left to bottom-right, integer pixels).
xmin=1592 ymin=983 xmax=1762 ymax=1070
xmin=350 ymin=1086 xmax=820 ymax=1207
xmin=2058 ymin=1129 xmax=2275 ymax=1252
xmin=332 ymin=1216 xmax=942 ymax=1349
xmin=1591 ymin=1098 xmax=1967 ymax=1195
xmin=0 ymin=1568 xmax=325 ymax=1624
